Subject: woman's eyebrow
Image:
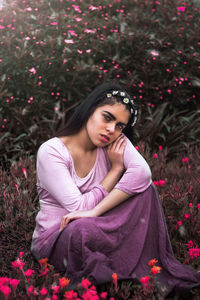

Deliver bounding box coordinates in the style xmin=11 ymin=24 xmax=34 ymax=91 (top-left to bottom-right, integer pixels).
xmin=103 ymin=111 xmax=127 ymax=126
xmin=103 ymin=111 xmax=116 ymax=120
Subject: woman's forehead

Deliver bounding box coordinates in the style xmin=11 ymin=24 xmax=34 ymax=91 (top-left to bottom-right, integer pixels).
xmin=96 ymin=103 xmax=130 ymax=121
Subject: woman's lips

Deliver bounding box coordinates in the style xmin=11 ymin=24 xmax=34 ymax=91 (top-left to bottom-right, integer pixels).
xmin=100 ymin=135 xmax=110 ymax=142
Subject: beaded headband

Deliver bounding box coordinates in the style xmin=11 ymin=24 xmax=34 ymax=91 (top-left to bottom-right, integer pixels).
xmin=106 ymin=90 xmax=138 ymax=127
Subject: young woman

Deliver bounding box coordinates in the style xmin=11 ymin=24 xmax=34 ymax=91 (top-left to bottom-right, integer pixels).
xmin=31 ymin=82 xmax=200 ymax=297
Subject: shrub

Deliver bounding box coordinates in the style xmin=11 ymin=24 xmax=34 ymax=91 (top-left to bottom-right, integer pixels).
xmin=0 ymin=0 xmax=200 ymax=164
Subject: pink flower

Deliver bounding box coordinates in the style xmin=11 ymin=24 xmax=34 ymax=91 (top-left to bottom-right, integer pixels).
xmin=29 ymin=67 xmax=36 ymax=74
xmin=151 ymin=50 xmax=159 ymax=56
xmin=153 ymin=153 xmax=158 ymax=158
xmin=100 ymin=291 xmax=108 ymax=299
xmin=64 ymin=39 xmax=74 ymax=44
xmin=11 ymin=258 xmax=25 ymax=270
xmin=135 ymin=146 xmax=139 ymax=151
xmin=184 ymin=214 xmax=190 ymax=219
xmin=40 ymin=287 xmax=48 ymax=296
xmin=158 ymin=145 xmax=163 ymax=150
xmin=22 ymin=167 xmax=27 ymax=178
xmin=89 ymin=5 xmax=98 ymax=11
xmin=64 ymin=290 xmax=78 ymax=299
xmin=59 ymin=277 xmax=70 ymax=288
xmin=52 ymin=295 xmax=58 ymax=300
xmin=159 ymin=180 xmax=166 ymax=186
xmin=140 ymin=276 xmax=150 ymax=289
xmin=84 ymin=28 xmax=96 ymax=34
xmin=186 ymin=240 xmax=195 ymax=248
xmin=0 ymin=277 xmax=11 ymax=285
xmin=177 ymin=6 xmax=186 ymax=12
xmin=68 ymin=30 xmax=77 ymax=36
xmin=51 ymin=285 xmax=60 ymax=294
xmin=86 ymin=49 xmax=91 ymax=53
xmin=197 ymin=204 xmax=200 ymax=210
xmin=77 ymin=49 xmax=83 ymax=54
xmin=189 ymin=247 xmax=200 ymax=258
xmin=51 ymin=22 xmax=58 ymax=25
xmin=154 ymin=181 xmax=159 ymax=186
xmin=28 ymin=285 xmax=34 ymax=296
xmin=81 ymin=278 xmax=91 ymax=289
xmin=182 ymin=157 xmax=188 ymax=163
xmin=177 ymin=221 xmax=182 ymax=227
xmin=10 ymin=279 xmax=20 ymax=291
xmin=0 ymin=285 xmax=11 ymax=298
xmin=24 ymin=269 xmax=35 ymax=277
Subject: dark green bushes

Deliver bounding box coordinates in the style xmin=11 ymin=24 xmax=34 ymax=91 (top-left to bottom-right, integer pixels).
xmin=0 ymin=0 xmax=200 ymax=165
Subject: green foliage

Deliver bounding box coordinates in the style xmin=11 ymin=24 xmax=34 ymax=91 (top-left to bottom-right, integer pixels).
xmin=136 ymin=103 xmax=200 ymax=159
xmin=0 ymin=0 xmax=200 ymax=164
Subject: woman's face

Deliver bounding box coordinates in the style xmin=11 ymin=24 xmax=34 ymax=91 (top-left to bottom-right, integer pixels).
xmin=86 ymin=103 xmax=130 ymax=147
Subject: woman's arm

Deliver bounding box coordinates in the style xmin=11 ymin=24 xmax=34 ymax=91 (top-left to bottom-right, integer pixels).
xmin=60 ymin=137 xmax=152 ymax=231
xmin=36 ymin=136 xmax=126 ymax=212
xmin=100 ymin=134 xmax=126 ymax=192
xmin=59 ymin=188 xmax=129 ymax=231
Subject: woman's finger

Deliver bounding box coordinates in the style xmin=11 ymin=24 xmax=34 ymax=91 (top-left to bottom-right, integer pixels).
xmin=114 ymin=137 xmax=126 ymax=152
xmin=113 ymin=136 xmax=125 ymax=152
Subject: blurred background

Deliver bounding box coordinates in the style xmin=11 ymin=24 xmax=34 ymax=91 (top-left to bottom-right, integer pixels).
xmin=0 ymin=0 xmax=199 ymax=169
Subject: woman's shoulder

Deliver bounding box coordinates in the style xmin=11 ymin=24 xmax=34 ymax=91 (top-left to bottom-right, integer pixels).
xmin=37 ymin=137 xmax=70 ymax=161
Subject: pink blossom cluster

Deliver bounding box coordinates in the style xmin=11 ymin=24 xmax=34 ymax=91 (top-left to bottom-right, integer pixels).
xmin=186 ymin=241 xmax=200 ymax=259
xmin=154 ymin=180 xmax=166 ymax=186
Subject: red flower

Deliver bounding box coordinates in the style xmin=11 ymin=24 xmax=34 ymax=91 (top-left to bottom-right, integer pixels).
xmin=140 ymin=276 xmax=150 ymax=289
xmin=24 ymin=269 xmax=35 ymax=277
xmin=0 ymin=285 xmax=11 ymax=298
xmin=10 ymin=279 xmax=20 ymax=291
xmin=81 ymin=278 xmax=91 ymax=289
xmin=11 ymin=258 xmax=25 ymax=270
xmin=40 ymin=287 xmax=48 ymax=296
xmin=51 ymin=285 xmax=60 ymax=294
xmin=0 ymin=277 xmax=11 ymax=286
xmin=159 ymin=180 xmax=166 ymax=186
xmin=59 ymin=277 xmax=70 ymax=288
xmin=151 ymin=265 xmax=162 ymax=275
xmin=100 ymin=291 xmax=108 ymax=299
xmin=64 ymin=290 xmax=78 ymax=299
xmin=148 ymin=258 xmax=158 ymax=267
xmin=39 ymin=258 xmax=48 ymax=268
xmin=182 ymin=157 xmax=188 ymax=163
xmin=184 ymin=214 xmax=190 ymax=219
xmin=189 ymin=247 xmax=200 ymax=259
xmin=112 ymin=273 xmax=117 ymax=284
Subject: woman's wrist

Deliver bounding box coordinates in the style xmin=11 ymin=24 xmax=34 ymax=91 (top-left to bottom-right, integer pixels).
xmin=110 ymin=164 xmax=124 ymax=173
xmin=100 ymin=167 xmax=124 ymax=193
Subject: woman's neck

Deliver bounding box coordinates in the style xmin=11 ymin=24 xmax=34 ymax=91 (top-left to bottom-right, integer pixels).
xmin=60 ymin=127 xmax=96 ymax=153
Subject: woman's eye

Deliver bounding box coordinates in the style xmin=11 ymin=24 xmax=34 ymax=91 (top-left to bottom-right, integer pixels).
xmin=117 ymin=124 xmax=125 ymax=130
xmin=103 ymin=115 xmax=111 ymax=121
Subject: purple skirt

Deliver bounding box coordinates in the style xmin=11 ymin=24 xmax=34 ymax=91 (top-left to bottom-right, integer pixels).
xmin=33 ymin=184 xmax=200 ymax=296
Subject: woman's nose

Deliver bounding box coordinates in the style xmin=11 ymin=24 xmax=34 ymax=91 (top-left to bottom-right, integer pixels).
xmin=106 ymin=122 xmax=115 ymax=133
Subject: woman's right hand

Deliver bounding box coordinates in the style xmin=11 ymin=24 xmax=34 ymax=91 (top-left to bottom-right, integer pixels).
xmin=106 ymin=135 xmax=126 ymax=171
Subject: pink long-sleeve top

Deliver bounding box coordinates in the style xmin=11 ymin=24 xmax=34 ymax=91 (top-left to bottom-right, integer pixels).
xmin=32 ymin=136 xmax=152 ymax=243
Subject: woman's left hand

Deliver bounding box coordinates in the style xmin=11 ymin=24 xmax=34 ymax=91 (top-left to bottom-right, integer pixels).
xmin=59 ymin=209 xmax=95 ymax=232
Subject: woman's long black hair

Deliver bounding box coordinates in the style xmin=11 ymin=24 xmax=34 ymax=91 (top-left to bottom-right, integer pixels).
xmin=55 ymin=82 xmax=138 ymax=141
